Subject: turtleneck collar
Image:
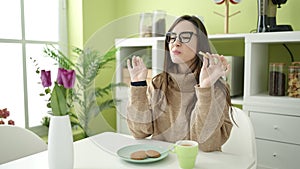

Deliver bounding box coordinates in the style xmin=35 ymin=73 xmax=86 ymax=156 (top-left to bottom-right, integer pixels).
xmin=168 ymin=72 xmax=197 ymax=92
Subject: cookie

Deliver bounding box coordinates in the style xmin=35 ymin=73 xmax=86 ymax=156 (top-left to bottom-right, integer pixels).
xmin=130 ymin=150 xmax=147 ymax=160
xmin=145 ymin=150 xmax=161 ymax=158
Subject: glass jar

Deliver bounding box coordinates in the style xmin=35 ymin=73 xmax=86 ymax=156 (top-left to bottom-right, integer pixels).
xmin=269 ymin=63 xmax=286 ymax=96
xmin=152 ymin=10 xmax=166 ymax=37
xmin=139 ymin=13 xmax=152 ymax=37
xmin=287 ymin=62 xmax=300 ymax=98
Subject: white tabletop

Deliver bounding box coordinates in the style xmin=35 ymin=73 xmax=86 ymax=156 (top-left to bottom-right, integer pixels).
xmin=0 ymin=132 xmax=255 ymax=169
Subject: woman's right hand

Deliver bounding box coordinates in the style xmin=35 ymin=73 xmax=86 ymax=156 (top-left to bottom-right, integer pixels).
xmin=127 ymin=56 xmax=148 ymax=82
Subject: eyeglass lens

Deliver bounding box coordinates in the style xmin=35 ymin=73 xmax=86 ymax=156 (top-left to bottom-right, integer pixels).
xmin=166 ymin=32 xmax=194 ymax=43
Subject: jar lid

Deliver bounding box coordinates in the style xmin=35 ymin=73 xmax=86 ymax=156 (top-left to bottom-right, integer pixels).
xmin=140 ymin=13 xmax=153 ymax=16
xmin=289 ymin=65 xmax=300 ymax=69
xmin=291 ymin=62 xmax=300 ymax=66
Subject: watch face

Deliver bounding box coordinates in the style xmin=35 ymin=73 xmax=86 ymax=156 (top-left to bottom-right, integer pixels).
xmin=229 ymin=0 xmax=242 ymax=4
xmin=213 ymin=0 xmax=225 ymax=4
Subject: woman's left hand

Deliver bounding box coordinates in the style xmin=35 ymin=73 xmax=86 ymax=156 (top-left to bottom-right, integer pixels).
xmin=199 ymin=52 xmax=231 ymax=88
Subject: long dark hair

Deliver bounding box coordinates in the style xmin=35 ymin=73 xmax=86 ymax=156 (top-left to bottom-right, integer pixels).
xmin=152 ymin=15 xmax=232 ymax=114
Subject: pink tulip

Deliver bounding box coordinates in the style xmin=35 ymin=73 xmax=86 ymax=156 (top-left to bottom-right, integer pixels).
xmin=57 ymin=68 xmax=76 ymax=88
xmin=40 ymin=70 xmax=52 ymax=87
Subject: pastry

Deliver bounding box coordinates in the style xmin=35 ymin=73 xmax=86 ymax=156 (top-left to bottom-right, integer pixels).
xmin=145 ymin=150 xmax=161 ymax=158
xmin=130 ymin=150 xmax=147 ymax=160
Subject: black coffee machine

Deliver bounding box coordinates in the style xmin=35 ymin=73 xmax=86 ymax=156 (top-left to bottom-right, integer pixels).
xmin=257 ymin=0 xmax=293 ymax=32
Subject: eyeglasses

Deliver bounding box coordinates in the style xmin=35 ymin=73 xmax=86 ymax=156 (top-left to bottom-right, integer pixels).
xmin=166 ymin=31 xmax=198 ymax=44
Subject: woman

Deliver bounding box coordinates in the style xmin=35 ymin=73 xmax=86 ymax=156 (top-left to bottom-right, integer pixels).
xmin=126 ymin=15 xmax=233 ymax=152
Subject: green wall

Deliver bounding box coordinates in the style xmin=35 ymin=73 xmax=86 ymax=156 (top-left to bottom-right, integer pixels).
xmin=67 ymin=0 xmax=300 ymax=135
xmin=68 ymin=0 xmax=83 ymax=48
xmin=82 ymin=0 xmax=116 ymax=44
xmin=69 ymin=0 xmax=300 ymax=48
xmin=77 ymin=0 xmax=299 ymax=46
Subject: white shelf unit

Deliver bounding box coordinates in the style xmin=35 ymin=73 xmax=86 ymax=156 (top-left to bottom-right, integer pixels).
xmin=243 ymin=31 xmax=300 ymax=114
xmin=115 ymin=37 xmax=165 ymax=134
xmin=208 ymin=33 xmax=247 ymax=40
xmin=243 ymin=31 xmax=300 ymax=169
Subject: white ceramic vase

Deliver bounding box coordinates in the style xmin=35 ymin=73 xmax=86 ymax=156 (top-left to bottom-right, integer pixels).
xmin=48 ymin=115 xmax=74 ymax=169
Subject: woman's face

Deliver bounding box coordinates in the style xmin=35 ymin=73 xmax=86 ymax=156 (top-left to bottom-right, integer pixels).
xmin=168 ymin=20 xmax=198 ymax=65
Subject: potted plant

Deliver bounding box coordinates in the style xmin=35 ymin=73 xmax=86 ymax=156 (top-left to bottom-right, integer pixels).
xmin=42 ymin=44 xmax=123 ymax=137
xmin=34 ymin=59 xmax=76 ymax=169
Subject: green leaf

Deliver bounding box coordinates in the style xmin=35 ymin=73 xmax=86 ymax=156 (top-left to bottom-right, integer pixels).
xmin=50 ymin=83 xmax=67 ymax=116
xmin=95 ymin=82 xmax=127 ymax=97
xmin=43 ymin=44 xmax=76 ymax=70
xmin=98 ymin=99 xmax=116 ymax=113
xmin=45 ymin=88 xmax=51 ymax=94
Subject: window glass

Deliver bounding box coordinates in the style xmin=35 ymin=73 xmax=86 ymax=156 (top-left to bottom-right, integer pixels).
xmin=24 ymin=0 xmax=59 ymax=41
xmin=0 ymin=0 xmax=65 ymax=128
xmin=0 ymin=0 xmax=22 ymax=39
xmin=0 ymin=43 xmax=25 ymax=127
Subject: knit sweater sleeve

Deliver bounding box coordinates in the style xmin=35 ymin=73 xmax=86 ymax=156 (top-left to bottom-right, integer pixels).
xmin=126 ymin=85 xmax=153 ymax=139
xmin=190 ymin=85 xmax=232 ymax=152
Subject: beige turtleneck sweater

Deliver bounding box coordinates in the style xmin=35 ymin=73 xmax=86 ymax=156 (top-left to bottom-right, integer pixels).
xmin=126 ymin=72 xmax=232 ymax=152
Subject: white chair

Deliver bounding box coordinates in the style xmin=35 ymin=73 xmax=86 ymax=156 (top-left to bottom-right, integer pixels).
xmin=0 ymin=125 xmax=47 ymax=164
xmin=222 ymin=107 xmax=257 ymax=169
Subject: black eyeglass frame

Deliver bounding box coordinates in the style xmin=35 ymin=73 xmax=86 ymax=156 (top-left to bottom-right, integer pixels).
xmin=165 ymin=31 xmax=199 ymax=44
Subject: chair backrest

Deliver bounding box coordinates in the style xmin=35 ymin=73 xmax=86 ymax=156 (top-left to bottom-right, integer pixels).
xmin=222 ymin=107 xmax=257 ymax=168
xmin=0 ymin=125 xmax=48 ymax=164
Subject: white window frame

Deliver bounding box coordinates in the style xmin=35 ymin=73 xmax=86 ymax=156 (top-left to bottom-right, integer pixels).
xmin=0 ymin=0 xmax=68 ymax=128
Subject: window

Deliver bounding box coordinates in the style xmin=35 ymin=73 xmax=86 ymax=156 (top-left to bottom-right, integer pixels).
xmin=0 ymin=0 xmax=67 ymax=128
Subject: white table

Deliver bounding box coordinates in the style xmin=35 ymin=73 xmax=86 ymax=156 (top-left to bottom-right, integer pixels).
xmin=0 ymin=132 xmax=255 ymax=169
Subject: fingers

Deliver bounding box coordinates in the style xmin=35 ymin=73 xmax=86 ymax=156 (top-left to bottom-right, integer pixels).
xmin=132 ymin=55 xmax=138 ymax=67
xmin=219 ymin=55 xmax=228 ymax=67
xmin=134 ymin=56 xmax=143 ymax=67
xmin=199 ymin=51 xmax=209 ymax=59
xmin=127 ymin=56 xmax=138 ymax=71
xmin=225 ymin=63 xmax=231 ymax=76
xmin=127 ymin=59 xmax=132 ymax=70
xmin=127 ymin=55 xmax=145 ymax=69
xmin=199 ymin=51 xmax=210 ymax=68
xmin=202 ymin=52 xmax=219 ymax=66
xmin=199 ymin=52 xmax=230 ymax=73
xmin=139 ymin=57 xmax=145 ymax=67
xmin=199 ymin=51 xmax=221 ymax=65
xmin=219 ymin=55 xmax=231 ymax=73
xmin=209 ymin=53 xmax=228 ymax=69
xmin=202 ymin=53 xmax=208 ymax=68
xmin=200 ymin=52 xmax=231 ymax=74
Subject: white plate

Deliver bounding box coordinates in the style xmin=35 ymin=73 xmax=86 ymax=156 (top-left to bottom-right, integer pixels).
xmin=117 ymin=144 xmax=169 ymax=163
